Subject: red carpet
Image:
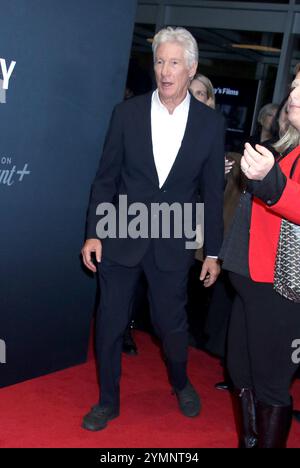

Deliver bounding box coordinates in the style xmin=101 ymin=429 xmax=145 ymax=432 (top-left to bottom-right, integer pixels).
xmin=0 ymin=331 xmax=299 ymax=448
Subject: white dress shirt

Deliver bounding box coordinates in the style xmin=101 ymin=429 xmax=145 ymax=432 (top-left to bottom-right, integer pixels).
xmin=150 ymin=89 xmax=217 ymax=260
xmin=151 ymin=89 xmax=190 ymax=188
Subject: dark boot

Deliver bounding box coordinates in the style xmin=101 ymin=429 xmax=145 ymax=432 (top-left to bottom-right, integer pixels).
xmin=234 ymin=388 xmax=258 ymax=448
xmin=256 ymin=400 xmax=293 ymax=448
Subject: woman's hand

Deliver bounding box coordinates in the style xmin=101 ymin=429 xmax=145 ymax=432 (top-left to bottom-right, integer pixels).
xmin=225 ymin=157 xmax=235 ymax=175
xmin=241 ymin=143 xmax=275 ymax=181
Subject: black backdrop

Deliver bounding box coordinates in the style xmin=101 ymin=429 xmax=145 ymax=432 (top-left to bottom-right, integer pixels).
xmin=0 ymin=0 xmax=137 ymax=387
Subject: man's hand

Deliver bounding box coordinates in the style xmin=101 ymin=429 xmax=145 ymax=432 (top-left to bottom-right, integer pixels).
xmin=200 ymin=257 xmax=221 ymax=287
xmin=81 ymin=239 xmax=102 ymax=273
xmin=241 ymin=143 xmax=275 ymax=181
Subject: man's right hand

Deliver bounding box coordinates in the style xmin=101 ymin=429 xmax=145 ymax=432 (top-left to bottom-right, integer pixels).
xmin=81 ymin=239 xmax=102 ymax=273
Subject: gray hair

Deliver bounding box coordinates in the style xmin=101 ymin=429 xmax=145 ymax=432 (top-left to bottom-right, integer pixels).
xmin=294 ymin=62 xmax=300 ymax=75
xmin=257 ymin=103 xmax=279 ymax=126
xmin=152 ymin=27 xmax=199 ymax=69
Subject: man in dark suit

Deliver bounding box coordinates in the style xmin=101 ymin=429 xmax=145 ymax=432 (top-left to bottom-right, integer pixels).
xmin=81 ymin=27 xmax=225 ymax=431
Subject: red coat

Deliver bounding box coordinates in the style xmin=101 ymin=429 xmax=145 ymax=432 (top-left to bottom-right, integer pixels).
xmin=249 ymin=145 xmax=300 ymax=283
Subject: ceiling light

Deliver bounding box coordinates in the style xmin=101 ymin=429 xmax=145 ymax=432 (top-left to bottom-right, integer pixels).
xmin=231 ymin=44 xmax=281 ymax=53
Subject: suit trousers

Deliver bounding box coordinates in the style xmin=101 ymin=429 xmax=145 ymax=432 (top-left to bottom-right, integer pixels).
xmin=95 ymin=242 xmax=190 ymax=408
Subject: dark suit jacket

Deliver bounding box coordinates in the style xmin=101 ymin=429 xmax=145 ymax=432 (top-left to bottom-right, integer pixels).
xmin=86 ymin=92 xmax=225 ymax=271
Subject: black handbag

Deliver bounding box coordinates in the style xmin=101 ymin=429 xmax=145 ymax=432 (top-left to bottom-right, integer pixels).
xmin=274 ymin=154 xmax=300 ymax=302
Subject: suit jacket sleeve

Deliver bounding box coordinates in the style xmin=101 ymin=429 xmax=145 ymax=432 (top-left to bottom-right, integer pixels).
xmin=247 ymin=160 xmax=300 ymax=225
xmin=263 ymin=175 xmax=300 ymax=224
xmin=201 ymin=116 xmax=225 ymax=257
xmin=86 ymin=105 xmax=124 ymax=239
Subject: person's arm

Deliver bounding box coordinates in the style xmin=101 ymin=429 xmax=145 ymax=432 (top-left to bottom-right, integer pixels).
xmin=254 ymin=171 xmax=300 ymax=225
xmin=200 ymin=116 xmax=225 ymax=286
xmin=201 ymin=116 xmax=225 ymax=257
xmin=242 ymin=143 xmax=300 ymax=224
xmin=82 ymin=104 xmax=124 ymax=272
xmin=246 ymin=162 xmax=287 ymax=206
xmin=86 ymin=104 xmax=124 ymax=239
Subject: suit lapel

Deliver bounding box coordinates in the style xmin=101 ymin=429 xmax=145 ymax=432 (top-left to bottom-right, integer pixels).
xmin=140 ymin=91 xmax=159 ymax=186
xmin=140 ymin=92 xmax=200 ymax=189
xmin=160 ymin=94 xmax=198 ymax=189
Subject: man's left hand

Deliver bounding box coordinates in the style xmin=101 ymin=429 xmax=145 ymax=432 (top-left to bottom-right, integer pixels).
xmin=200 ymin=257 xmax=221 ymax=287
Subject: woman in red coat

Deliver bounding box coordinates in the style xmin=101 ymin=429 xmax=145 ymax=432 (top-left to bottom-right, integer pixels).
xmin=221 ymin=66 xmax=300 ymax=448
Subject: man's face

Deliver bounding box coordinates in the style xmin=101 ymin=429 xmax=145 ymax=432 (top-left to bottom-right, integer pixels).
xmin=154 ymin=42 xmax=197 ymax=104
xmin=288 ymin=72 xmax=300 ymax=132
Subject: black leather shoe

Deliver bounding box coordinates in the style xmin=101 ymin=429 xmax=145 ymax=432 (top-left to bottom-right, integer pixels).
xmin=215 ymin=380 xmax=233 ymax=391
xmin=293 ymin=410 xmax=300 ymax=423
xmin=81 ymin=404 xmax=119 ymax=431
xmin=173 ymin=380 xmax=201 ymax=417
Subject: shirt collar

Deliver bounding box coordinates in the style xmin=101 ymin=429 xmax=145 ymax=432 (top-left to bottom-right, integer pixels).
xmin=152 ymin=89 xmax=191 ymax=115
